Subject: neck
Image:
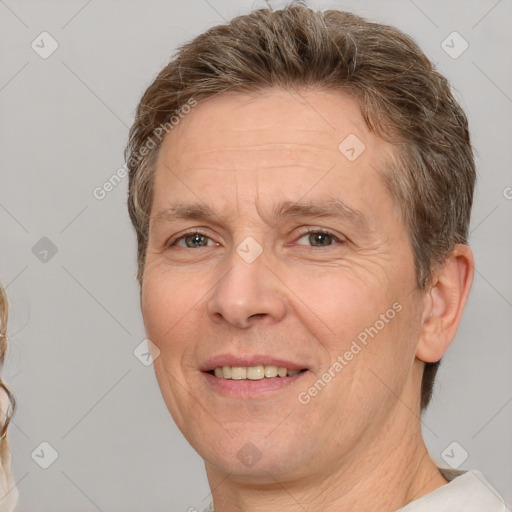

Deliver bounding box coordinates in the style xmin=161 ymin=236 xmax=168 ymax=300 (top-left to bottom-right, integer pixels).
xmin=204 ymin=410 xmax=447 ymax=512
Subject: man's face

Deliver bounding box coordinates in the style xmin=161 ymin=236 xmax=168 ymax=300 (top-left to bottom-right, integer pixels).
xmin=141 ymin=88 xmax=425 ymax=479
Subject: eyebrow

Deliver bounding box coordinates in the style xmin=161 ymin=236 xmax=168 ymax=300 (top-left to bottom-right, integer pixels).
xmin=272 ymin=199 xmax=369 ymax=230
xmin=151 ymin=198 xmax=370 ymax=231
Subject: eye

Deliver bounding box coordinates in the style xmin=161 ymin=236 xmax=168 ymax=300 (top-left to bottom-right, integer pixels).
xmin=296 ymin=229 xmax=344 ymax=247
xmin=171 ymin=231 xmax=217 ymax=248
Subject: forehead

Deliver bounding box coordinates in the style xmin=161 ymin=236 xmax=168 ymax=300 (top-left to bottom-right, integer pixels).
xmin=159 ymin=87 xmax=388 ymax=170
xmin=152 ymin=87 xmax=398 ymax=222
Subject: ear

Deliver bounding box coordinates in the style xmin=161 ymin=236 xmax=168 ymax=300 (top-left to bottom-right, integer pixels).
xmin=416 ymin=244 xmax=474 ymax=363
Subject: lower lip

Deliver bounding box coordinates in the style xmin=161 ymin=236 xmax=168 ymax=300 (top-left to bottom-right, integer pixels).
xmin=202 ymin=371 xmax=308 ymax=398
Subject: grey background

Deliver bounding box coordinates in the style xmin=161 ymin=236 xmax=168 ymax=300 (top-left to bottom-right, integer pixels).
xmin=0 ymin=0 xmax=511 ymax=510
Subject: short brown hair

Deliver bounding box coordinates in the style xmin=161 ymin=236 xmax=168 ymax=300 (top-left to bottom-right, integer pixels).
xmin=126 ymin=3 xmax=475 ymax=410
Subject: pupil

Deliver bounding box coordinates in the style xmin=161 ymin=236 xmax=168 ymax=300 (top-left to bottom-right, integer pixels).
xmin=311 ymin=233 xmax=331 ymax=246
xmin=187 ymin=234 xmax=207 ymax=247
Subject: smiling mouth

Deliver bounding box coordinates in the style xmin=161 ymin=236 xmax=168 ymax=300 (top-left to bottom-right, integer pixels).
xmin=207 ymin=365 xmax=309 ymax=380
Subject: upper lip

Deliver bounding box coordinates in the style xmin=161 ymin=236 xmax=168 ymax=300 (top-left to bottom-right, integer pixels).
xmin=200 ymin=354 xmax=308 ymax=372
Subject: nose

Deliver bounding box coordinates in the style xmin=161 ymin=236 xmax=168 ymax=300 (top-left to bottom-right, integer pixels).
xmin=206 ymin=247 xmax=287 ymax=329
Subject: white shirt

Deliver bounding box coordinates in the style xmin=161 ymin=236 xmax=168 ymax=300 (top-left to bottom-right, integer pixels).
xmin=397 ymin=469 xmax=509 ymax=511
xmin=201 ymin=469 xmax=510 ymax=512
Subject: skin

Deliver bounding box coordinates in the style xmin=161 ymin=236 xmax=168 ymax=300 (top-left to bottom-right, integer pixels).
xmin=141 ymin=88 xmax=474 ymax=511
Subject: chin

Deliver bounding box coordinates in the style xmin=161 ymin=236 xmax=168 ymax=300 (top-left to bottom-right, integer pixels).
xmin=196 ymin=428 xmax=309 ymax=480
xmin=203 ymin=450 xmax=301 ymax=480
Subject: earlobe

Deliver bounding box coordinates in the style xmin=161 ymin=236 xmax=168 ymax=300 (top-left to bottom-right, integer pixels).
xmin=416 ymin=244 xmax=474 ymax=363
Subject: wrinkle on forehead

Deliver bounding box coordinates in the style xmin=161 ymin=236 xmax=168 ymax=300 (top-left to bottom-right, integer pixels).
xmin=159 ymin=86 xmax=373 ymax=165
xmin=153 ymin=86 xmax=399 ymax=230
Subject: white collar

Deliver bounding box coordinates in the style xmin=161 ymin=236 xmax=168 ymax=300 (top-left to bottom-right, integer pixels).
xmin=202 ymin=470 xmax=509 ymax=512
xmin=397 ymin=470 xmax=509 ymax=511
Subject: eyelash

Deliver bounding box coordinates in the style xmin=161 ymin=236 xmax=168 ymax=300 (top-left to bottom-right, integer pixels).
xmin=168 ymin=227 xmax=345 ymax=248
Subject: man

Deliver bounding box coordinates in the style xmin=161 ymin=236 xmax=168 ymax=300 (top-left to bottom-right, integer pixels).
xmin=125 ymin=4 xmax=509 ymax=511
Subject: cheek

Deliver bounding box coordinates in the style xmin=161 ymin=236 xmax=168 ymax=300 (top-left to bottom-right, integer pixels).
xmin=289 ymin=268 xmax=418 ymax=393
xmin=141 ymin=281 xmax=167 ymax=341
xmin=140 ymin=272 xmax=198 ymax=422
xmin=141 ymin=268 xmax=210 ymax=377
xmin=286 ymin=268 xmax=393 ymax=347
xmin=141 ymin=271 xmax=188 ymax=345
xmin=352 ymin=299 xmax=421 ymax=402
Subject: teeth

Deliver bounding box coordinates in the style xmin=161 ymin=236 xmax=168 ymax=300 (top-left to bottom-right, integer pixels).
xmin=264 ymin=365 xmax=278 ymax=378
xmin=246 ymin=366 xmax=265 ymax=380
xmin=211 ymin=365 xmax=304 ymax=380
xmin=231 ymin=366 xmax=247 ymax=380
